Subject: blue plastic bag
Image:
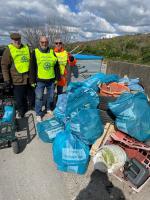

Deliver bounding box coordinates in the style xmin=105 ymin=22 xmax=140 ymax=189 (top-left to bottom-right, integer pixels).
xmin=119 ymin=77 xmax=139 ymax=84
xmin=55 ymin=93 xmax=68 ymax=113
xmin=53 ymin=108 xmax=66 ymax=124
xmin=53 ymin=124 xmax=90 ymax=174
xmin=67 ymin=82 xmax=84 ymax=92
xmin=100 ymin=74 xmax=119 ymax=84
xmin=109 ymin=92 xmax=150 ymax=141
xmin=36 ymin=117 xmax=64 ymax=143
xmin=67 ymin=73 xmax=119 ymax=92
xmin=119 ymin=77 xmax=144 ymax=92
xmin=57 ymin=163 xmax=88 ymax=175
xmin=1 ymin=105 xmax=14 ymax=122
xmin=83 ymin=73 xmax=106 ymax=91
xmin=70 ymin=108 xmax=104 ymax=145
xmin=66 ymin=87 xmax=99 ymax=117
xmin=128 ymin=84 xmax=144 ymax=92
xmin=83 ymin=73 xmax=119 ymax=92
xmin=53 ymin=94 xmax=68 ymax=124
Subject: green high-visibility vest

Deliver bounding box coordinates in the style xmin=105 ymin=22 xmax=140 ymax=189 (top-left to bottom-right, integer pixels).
xmin=55 ymin=50 xmax=68 ymax=75
xmin=35 ymin=48 xmax=57 ymax=79
xmin=8 ymin=44 xmax=30 ymax=73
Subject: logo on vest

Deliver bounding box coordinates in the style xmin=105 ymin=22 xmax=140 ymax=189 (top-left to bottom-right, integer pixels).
xmin=44 ymin=62 xmax=51 ymax=70
xmin=21 ymin=56 xmax=28 ymax=63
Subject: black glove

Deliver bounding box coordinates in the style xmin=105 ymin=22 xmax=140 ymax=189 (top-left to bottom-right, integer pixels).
xmin=69 ymin=55 xmax=74 ymax=62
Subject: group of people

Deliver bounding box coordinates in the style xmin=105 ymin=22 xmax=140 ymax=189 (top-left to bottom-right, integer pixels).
xmin=1 ymin=33 xmax=77 ymax=122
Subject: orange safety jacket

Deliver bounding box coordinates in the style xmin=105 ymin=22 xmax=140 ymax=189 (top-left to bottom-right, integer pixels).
xmin=54 ymin=48 xmax=77 ymax=86
xmin=54 ymin=47 xmax=67 ymax=86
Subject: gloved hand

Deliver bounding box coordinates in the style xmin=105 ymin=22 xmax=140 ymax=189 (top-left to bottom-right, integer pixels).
xmin=69 ymin=55 xmax=74 ymax=62
xmin=31 ymin=83 xmax=36 ymax=88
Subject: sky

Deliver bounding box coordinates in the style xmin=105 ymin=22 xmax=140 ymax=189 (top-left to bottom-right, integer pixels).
xmin=0 ymin=0 xmax=150 ymax=44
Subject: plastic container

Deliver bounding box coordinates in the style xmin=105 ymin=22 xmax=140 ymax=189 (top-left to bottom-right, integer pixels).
xmin=123 ymin=158 xmax=149 ymax=187
xmin=100 ymin=82 xmax=130 ymax=97
xmin=93 ymin=144 xmax=127 ymax=173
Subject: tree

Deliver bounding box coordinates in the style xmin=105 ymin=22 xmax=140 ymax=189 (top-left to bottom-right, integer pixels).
xmin=21 ymin=16 xmax=78 ymax=49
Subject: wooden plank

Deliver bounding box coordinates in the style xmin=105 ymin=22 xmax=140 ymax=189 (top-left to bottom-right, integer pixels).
xmin=90 ymin=123 xmax=115 ymax=156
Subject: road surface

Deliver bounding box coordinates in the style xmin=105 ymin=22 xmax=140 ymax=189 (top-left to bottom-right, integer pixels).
xmin=0 ymin=113 xmax=69 ymax=200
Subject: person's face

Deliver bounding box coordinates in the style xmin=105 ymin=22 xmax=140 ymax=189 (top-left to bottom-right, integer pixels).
xmin=55 ymin=40 xmax=63 ymax=51
xmin=12 ymin=39 xmax=21 ymax=48
xmin=39 ymin=37 xmax=49 ymax=50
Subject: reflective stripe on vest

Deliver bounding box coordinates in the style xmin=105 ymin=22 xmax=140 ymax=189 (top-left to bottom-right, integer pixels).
xmin=55 ymin=50 xmax=68 ymax=75
xmin=8 ymin=44 xmax=30 ymax=73
xmin=35 ymin=48 xmax=57 ymax=79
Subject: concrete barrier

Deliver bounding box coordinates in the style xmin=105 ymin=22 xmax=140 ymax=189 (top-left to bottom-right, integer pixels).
xmin=106 ymin=60 xmax=150 ymax=96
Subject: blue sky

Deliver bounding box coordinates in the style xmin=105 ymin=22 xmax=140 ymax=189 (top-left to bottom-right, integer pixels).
xmin=0 ymin=0 xmax=150 ymax=44
xmin=63 ymin=0 xmax=80 ymax=12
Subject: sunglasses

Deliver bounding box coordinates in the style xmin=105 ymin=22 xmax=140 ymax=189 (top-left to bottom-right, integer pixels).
xmin=55 ymin=42 xmax=62 ymax=45
xmin=13 ymin=39 xmax=21 ymax=41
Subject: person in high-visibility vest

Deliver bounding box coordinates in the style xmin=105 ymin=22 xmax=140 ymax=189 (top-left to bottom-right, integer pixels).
xmin=1 ymin=33 xmax=35 ymax=118
xmin=54 ymin=39 xmax=78 ymax=95
xmin=30 ymin=36 xmax=61 ymax=122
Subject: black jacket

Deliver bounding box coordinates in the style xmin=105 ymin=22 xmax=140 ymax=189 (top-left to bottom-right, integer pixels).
xmin=29 ymin=47 xmax=61 ymax=84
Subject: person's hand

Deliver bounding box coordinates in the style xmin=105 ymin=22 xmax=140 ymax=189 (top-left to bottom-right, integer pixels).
xmin=31 ymin=83 xmax=36 ymax=88
xmin=69 ymin=55 xmax=74 ymax=62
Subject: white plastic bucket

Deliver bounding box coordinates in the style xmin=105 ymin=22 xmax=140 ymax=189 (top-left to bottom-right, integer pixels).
xmin=93 ymin=144 xmax=127 ymax=173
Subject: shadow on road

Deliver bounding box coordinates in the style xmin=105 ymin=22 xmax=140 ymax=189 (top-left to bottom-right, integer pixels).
xmin=16 ymin=113 xmax=36 ymax=153
xmin=75 ymin=170 xmax=126 ymax=200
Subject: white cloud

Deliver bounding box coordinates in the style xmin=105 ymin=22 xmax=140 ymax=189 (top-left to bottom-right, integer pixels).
xmin=117 ymin=25 xmax=139 ymax=33
xmin=0 ymin=0 xmax=150 ymax=44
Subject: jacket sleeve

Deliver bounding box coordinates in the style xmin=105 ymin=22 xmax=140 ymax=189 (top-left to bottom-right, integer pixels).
xmin=54 ymin=60 xmax=61 ymax=81
xmin=29 ymin=50 xmax=37 ymax=84
xmin=1 ymin=47 xmax=12 ymax=82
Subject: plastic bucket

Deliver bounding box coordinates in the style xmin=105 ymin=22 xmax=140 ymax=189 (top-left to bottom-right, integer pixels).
xmin=93 ymin=144 xmax=127 ymax=173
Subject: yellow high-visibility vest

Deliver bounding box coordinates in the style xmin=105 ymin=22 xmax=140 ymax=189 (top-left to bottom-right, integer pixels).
xmin=8 ymin=44 xmax=30 ymax=73
xmin=35 ymin=48 xmax=57 ymax=79
xmin=55 ymin=50 xmax=68 ymax=75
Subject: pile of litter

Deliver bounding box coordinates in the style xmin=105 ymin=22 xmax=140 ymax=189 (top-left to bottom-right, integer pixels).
xmin=36 ymin=72 xmax=150 ymax=190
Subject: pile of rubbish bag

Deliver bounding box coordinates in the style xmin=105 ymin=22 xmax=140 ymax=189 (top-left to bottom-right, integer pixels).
xmin=36 ymin=72 xmax=150 ymax=178
xmin=36 ymin=72 xmax=120 ymax=174
xmin=93 ymin=75 xmax=150 ymax=189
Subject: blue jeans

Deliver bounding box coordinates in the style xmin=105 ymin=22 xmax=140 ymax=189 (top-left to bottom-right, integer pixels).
xmin=35 ymin=81 xmax=54 ymax=116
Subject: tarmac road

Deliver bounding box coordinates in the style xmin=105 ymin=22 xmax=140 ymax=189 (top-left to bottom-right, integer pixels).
xmin=1 ymin=113 xmax=150 ymax=200
xmin=0 ymin=114 xmax=69 ymax=200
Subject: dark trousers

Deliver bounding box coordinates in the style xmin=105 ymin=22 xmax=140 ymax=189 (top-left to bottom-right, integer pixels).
xmin=57 ymin=85 xmax=63 ymax=95
xmin=13 ymin=85 xmax=35 ymax=115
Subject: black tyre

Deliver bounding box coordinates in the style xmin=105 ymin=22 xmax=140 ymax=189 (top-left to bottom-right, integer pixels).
xmin=11 ymin=139 xmax=19 ymax=154
xmin=100 ymin=109 xmax=115 ymax=125
xmin=99 ymin=95 xmax=117 ymax=111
